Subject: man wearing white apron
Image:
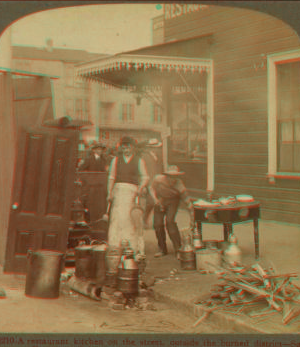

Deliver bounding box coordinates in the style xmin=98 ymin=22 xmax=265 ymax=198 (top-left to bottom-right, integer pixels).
xmin=107 ymin=136 xmax=149 ymax=256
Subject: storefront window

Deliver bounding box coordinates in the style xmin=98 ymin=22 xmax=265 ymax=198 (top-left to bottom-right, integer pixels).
xmin=151 ymin=104 xmax=162 ymax=124
xmin=170 ymin=100 xmax=207 ymax=162
xmin=277 ymin=61 xmax=300 ymax=172
xmin=121 ymin=103 xmax=134 ymax=123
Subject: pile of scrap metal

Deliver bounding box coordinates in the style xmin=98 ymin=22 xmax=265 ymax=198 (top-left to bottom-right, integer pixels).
xmin=194 ymin=262 xmax=300 ymax=327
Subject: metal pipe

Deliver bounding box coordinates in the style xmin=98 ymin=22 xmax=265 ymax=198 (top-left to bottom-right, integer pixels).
xmin=68 ymin=276 xmax=102 ymax=301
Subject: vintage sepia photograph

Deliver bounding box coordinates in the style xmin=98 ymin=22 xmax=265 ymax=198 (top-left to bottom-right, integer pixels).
xmin=0 ymin=0 xmax=299 ymax=343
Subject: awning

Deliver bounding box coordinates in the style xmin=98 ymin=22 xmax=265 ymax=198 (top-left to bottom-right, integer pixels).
xmin=76 ymin=53 xmax=211 ymax=93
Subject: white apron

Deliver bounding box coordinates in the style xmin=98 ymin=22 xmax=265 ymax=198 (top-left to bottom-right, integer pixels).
xmin=108 ymin=183 xmax=139 ymax=254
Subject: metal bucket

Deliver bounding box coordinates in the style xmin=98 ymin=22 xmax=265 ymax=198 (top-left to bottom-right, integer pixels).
xmin=105 ymin=247 xmax=121 ymax=274
xmin=92 ymin=244 xmax=107 ymax=285
xmin=25 ymin=250 xmax=64 ymax=299
xmin=117 ymin=248 xmax=139 ymax=295
xmin=117 ymin=268 xmax=139 ymax=295
xmin=179 ymin=250 xmax=196 ymax=270
xmin=75 ymin=245 xmax=94 ymax=279
xmin=195 ymin=248 xmax=221 ymax=272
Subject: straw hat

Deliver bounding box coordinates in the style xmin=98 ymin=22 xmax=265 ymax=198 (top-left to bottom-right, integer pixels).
xmin=163 ymin=165 xmax=185 ymax=176
xmin=146 ymin=138 xmax=162 ymax=147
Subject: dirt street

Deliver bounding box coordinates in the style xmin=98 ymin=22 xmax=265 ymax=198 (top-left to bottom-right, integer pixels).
xmin=0 ymin=273 xmax=232 ymax=334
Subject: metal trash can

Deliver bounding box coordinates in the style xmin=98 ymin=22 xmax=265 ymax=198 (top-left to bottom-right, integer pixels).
xmin=75 ymin=245 xmax=94 ymax=280
xmin=25 ymin=250 xmax=64 ymax=299
xmin=92 ymin=244 xmax=107 ymax=285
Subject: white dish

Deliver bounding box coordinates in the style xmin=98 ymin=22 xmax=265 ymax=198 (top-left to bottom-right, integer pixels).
xmin=236 ymin=195 xmax=254 ymax=202
xmin=193 ymin=199 xmax=221 ymax=207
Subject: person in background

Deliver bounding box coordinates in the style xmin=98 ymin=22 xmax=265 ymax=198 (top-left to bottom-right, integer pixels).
xmin=150 ymin=165 xmax=195 ymax=258
xmin=141 ymin=138 xmax=164 ymax=228
xmin=79 ymin=142 xmax=108 ymax=172
xmin=77 ymin=142 xmax=108 ymax=223
xmin=107 ymin=136 xmax=149 ymax=255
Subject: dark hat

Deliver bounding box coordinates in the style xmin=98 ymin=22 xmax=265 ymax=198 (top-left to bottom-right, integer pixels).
xmin=91 ymin=142 xmax=106 ymax=149
xmin=163 ymin=165 xmax=185 ymax=176
xmin=120 ymin=136 xmax=136 ymax=146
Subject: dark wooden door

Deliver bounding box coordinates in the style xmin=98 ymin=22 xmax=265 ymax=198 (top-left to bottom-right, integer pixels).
xmin=4 ymin=126 xmax=78 ymax=274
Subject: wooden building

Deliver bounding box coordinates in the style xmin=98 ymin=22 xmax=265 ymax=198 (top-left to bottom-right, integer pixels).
xmin=76 ymin=4 xmax=300 ymax=224
xmin=158 ymin=4 xmax=300 ymax=224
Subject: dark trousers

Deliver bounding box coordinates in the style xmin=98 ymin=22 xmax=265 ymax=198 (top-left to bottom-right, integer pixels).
xmin=144 ymin=194 xmax=155 ymax=223
xmin=153 ymin=198 xmax=181 ymax=254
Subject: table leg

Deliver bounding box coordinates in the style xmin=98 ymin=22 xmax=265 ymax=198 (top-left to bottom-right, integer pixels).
xmin=223 ymin=223 xmax=232 ymax=241
xmin=196 ymin=222 xmax=203 ymax=242
xmin=253 ymin=218 xmax=259 ymax=259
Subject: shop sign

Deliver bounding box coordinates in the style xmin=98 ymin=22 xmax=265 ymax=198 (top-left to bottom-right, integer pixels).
xmin=164 ymin=4 xmax=209 ymax=20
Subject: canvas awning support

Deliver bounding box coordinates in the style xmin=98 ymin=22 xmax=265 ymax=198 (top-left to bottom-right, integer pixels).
xmin=177 ymin=71 xmax=202 ymax=104
xmin=76 ymin=54 xmax=211 ymax=91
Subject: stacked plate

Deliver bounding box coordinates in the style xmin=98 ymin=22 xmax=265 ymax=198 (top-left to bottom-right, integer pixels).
xmin=236 ymin=194 xmax=254 ymax=202
xmin=193 ymin=199 xmax=221 ymax=207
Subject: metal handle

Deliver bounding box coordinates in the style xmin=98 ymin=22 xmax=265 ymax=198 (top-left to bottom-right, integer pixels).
xmin=106 ymin=201 xmax=111 ymax=215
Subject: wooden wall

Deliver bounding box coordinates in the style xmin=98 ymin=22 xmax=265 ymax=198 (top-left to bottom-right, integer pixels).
xmin=164 ymin=5 xmax=300 ymax=224
xmin=0 ymin=74 xmax=16 ymax=265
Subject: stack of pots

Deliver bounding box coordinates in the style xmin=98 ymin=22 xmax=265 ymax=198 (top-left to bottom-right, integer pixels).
xmin=74 ymin=239 xmax=140 ymax=296
xmin=178 ymin=234 xmax=196 ymax=271
xmin=117 ymin=248 xmax=139 ymax=296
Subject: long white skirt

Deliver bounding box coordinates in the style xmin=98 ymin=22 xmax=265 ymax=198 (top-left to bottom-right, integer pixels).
xmin=108 ymin=183 xmax=139 ymax=254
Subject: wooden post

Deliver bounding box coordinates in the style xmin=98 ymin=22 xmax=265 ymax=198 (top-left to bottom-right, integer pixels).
xmin=161 ymin=80 xmax=171 ymax=171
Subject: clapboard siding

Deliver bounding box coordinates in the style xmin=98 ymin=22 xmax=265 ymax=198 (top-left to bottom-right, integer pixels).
xmin=215 ymin=153 xmax=267 ymax=166
xmin=164 ymin=5 xmax=300 ymax=223
xmin=216 ymin=172 xmax=300 ymax=190
xmin=165 ymin=7 xmax=274 ymax=41
xmin=216 ymin=144 xmax=268 ymax=156
xmin=215 ymin=165 xmax=267 ymax=177
xmin=262 ymin=211 xmax=300 ymax=225
xmin=215 ymin=76 xmax=267 ymax=95
xmin=214 ymin=37 xmax=299 ymax=64
xmin=215 ymin=173 xmax=269 ymax=188
xmin=215 ymin=132 xmax=265 ymax=144
xmin=216 ymin=110 xmax=267 ymax=123
xmin=215 ymin=121 xmax=267 ymax=134
xmin=216 ymin=65 xmax=266 ymax=84
xmin=214 ymin=183 xmax=300 ymax=202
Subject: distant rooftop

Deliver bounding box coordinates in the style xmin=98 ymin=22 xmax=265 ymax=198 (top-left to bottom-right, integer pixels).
xmin=12 ymin=45 xmax=108 ymax=63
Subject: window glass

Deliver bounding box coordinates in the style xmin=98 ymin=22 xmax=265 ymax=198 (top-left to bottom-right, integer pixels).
xmin=277 ymin=61 xmax=300 ymax=172
xmin=170 ymin=98 xmax=207 ymax=162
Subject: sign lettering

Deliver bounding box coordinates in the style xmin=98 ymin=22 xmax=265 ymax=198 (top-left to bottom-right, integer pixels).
xmin=164 ymin=4 xmax=209 ymax=20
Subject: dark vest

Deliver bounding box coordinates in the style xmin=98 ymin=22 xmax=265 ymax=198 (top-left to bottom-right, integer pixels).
xmin=115 ymin=155 xmax=139 ymax=185
xmin=81 ymin=154 xmax=107 ymax=172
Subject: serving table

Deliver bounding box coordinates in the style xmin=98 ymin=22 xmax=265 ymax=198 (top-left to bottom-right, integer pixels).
xmin=194 ymin=201 xmax=260 ymax=259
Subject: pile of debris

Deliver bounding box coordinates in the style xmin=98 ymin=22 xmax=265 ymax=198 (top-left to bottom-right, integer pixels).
xmin=194 ymin=262 xmax=300 ymax=327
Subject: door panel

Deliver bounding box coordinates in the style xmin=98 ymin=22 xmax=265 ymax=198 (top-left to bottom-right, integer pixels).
xmin=4 ymin=126 xmax=78 ymax=274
